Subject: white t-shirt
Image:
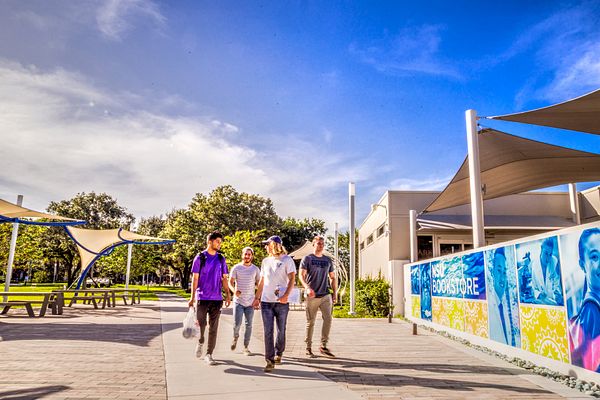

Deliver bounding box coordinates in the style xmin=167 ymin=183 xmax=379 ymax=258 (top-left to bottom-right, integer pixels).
xmin=260 ymin=255 xmax=296 ymax=303
xmin=230 ymin=263 xmax=260 ymax=307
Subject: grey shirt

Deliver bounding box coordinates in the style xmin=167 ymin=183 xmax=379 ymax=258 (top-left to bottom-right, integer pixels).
xmin=300 ymin=254 xmax=333 ymax=297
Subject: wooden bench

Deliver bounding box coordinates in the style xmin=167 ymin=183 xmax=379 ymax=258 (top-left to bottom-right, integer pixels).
xmin=61 ymin=289 xmax=110 ymax=309
xmin=111 ymin=289 xmax=141 ymax=305
xmin=0 ymin=300 xmax=35 ymax=317
xmin=0 ymin=292 xmax=64 ymax=317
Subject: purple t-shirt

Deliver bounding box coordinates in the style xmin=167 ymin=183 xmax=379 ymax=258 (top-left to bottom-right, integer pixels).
xmin=191 ymin=251 xmax=228 ymax=301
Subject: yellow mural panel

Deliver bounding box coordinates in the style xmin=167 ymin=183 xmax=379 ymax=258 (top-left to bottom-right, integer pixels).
xmin=464 ymin=300 xmax=488 ymax=338
xmin=432 ymin=297 xmax=464 ymax=331
xmin=411 ymin=295 xmax=420 ymax=319
xmin=520 ymin=305 xmax=569 ymax=363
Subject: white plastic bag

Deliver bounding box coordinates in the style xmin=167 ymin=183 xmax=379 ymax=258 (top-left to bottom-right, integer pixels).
xmin=182 ymin=307 xmax=200 ymax=339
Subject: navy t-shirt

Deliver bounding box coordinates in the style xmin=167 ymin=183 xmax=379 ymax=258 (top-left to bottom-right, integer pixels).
xmin=300 ymin=254 xmax=333 ymax=297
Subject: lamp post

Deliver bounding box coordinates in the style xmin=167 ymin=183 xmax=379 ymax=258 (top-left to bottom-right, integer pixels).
xmin=349 ymin=182 xmax=356 ymax=315
xmin=4 ymin=194 xmax=23 ymax=301
xmin=466 ymin=109 xmax=485 ymax=248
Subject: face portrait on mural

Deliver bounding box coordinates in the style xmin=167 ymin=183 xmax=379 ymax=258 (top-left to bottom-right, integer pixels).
xmin=564 ymin=228 xmax=600 ymax=372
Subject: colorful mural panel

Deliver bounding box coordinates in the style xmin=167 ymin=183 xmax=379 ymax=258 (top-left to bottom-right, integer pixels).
xmin=412 ymin=295 xmax=421 ymax=319
xmin=411 ymin=265 xmax=420 ymax=295
xmin=484 ymin=245 xmax=521 ymax=347
xmin=520 ymin=305 xmax=569 ymax=363
xmin=420 ymin=263 xmax=432 ymax=321
xmin=464 ymin=300 xmax=488 ymax=338
xmin=432 ymin=297 xmax=465 ymax=331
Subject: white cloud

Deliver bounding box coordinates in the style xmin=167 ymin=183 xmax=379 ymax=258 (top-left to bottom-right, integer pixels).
xmin=96 ymin=0 xmax=166 ymax=41
xmin=349 ymin=24 xmax=462 ymax=79
xmin=0 ymin=60 xmax=377 ymax=231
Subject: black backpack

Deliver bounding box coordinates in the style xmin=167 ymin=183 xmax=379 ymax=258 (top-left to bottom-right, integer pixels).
xmin=196 ymin=251 xmax=226 ymax=274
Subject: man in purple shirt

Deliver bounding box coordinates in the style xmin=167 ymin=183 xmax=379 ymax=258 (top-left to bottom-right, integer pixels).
xmin=188 ymin=231 xmax=231 ymax=365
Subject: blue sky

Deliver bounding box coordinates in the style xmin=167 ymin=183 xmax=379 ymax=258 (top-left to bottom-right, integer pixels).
xmin=0 ymin=0 xmax=599 ymax=231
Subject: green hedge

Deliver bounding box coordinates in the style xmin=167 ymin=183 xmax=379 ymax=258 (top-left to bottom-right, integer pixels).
xmin=334 ymin=276 xmax=391 ymax=318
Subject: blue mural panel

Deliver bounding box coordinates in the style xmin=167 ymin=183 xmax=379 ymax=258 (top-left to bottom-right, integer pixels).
xmin=516 ymin=236 xmax=564 ymax=306
xmin=411 ymin=265 xmax=420 ymax=295
xmin=561 ymin=227 xmax=600 ymax=372
xmin=462 ymin=251 xmax=486 ymax=300
xmin=431 ymin=257 xmax=463 ymax=298
xmin=484 ymin=245 xmax=520 ymax=347
xmin=420 ymin=263 xmax=432 ymax=321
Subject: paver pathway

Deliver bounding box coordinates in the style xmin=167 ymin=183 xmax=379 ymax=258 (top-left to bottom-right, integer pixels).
xmin=0 ymin=292 xmax=594 ymax=399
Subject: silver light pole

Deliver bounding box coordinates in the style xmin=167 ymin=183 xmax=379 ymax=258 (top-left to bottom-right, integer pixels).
xmin=125 ymin=223 xmax=134 ymax=290
xmin=349 ymin=182 xmax=356 ymax=315
xmin=4 ymin=194 xmax=23 ymax=301
xmin=466 ymin=109 xmax=485 ymax=248
xmin=334 ymin=222 xmax=339 ymax=303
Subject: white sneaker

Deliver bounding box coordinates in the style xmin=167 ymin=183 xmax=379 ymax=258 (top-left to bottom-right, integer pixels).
xmin=205 ymin=354 xmax=216 ymax=366
xmin=243 ymin=347 xmax=251 ymax=356
xmin=195 ymin=342 xmax=203 ymax=358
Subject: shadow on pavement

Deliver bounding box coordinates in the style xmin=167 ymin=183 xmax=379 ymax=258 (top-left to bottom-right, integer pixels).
xmin=0 ymin=321 xmax=181 ymax=347
xmin=220 ymin=359 xmax=328 ymax=381
xmin=0 ymin=385 xmax=70 ymax=399
xmin=284 ymin=356 xmax=551 ymax=394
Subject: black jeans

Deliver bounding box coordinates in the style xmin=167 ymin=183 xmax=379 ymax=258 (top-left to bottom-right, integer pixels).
xmin=196 ymin=300 xmax=223 ymax=355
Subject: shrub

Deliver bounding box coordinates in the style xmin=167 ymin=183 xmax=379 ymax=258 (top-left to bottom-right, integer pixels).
xmin=336 ymin=276 xmax=391 ymax=318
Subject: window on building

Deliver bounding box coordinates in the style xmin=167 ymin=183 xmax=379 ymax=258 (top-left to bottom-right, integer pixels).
xmin=440 ymin=243 xmax=462 ymax=256
xmin=377 ymin=224 xmax=385 ymax=237
xmin=360 ymin=241 xmax=365 ymax=250
xmin=366 ymin=234 xmax=373 ymax=245
xmin=417 ymin=235 xmax=433 ymax=260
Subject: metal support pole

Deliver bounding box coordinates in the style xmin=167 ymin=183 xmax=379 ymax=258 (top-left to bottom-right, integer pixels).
xmin=466 ymin=109 xmax=485 ymax=248
xmin=4 ymin=195 xmax=23 ymax=301
xmin=125 ymin=243 xmax=133 ymax=290
xmin=409 ymin=209 xmax=418 ymax=263
xmin=568 ymin=183 xmax=581 ymax=225
xmin=349 ymin=182 xmax=356 ymax=315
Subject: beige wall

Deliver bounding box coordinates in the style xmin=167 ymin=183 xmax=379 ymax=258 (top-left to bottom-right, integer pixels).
xmin=581 ymin=186 xmax=600 ymax=222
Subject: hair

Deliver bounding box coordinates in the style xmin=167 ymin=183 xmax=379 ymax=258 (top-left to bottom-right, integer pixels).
xmin=541 ymin=237 xmax=555 ymax=251
xmin=312 ymin=235 xmax=325 ymax=244
xmin=267 ymin=241 xmax=287 ymax=256
xmin=242 ymin=246 xmax=254 ymax=255
xmin=494 ymin=246 xmax=505 ymax=259
xmin=579 ymin=228 xmax=600 ymax=264
xmin=206 ymin=231 xmax=224 ymax=242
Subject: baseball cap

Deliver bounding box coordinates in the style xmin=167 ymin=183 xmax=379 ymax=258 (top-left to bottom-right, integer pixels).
xmin=261 ymin=235 xmax=282 ymax=245
xmin=242 ymin=246 xmax=254 ymax=254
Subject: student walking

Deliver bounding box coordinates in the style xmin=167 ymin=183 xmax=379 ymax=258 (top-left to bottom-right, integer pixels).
xmin=299 ymin=235 xmax=337 ymax=358
xmin=253 ymin=235 xmax=296 ymax=372
xmin=228 ymin=246 xmax=260 ymax=356
xmin=188 ymin=231 xmax=231 ymax=366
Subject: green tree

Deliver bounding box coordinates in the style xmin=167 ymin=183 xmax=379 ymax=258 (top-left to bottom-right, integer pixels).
xmin=278 ymin=217 xmax=327 ymax=253
xmin=220 ymin=229 xmax=267 ymax=267
xmin=41 ymin=192 xmax=134 ymax=286
xmin=161 ymin=186 xmax=283 ymax=290
xmin=0 ymin=223 xmax=46 ymax=283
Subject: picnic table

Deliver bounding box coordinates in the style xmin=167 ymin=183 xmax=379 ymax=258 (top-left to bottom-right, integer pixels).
xmin=57 ymin=288 xmax=142 ymax=308
xmin=0 ymin=291 xmax=64 ymax=317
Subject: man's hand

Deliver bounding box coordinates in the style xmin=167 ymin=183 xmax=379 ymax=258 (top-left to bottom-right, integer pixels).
xmin=252 ymin=298 xmax=260 ymax=309
xmin=306 ymin=288 xmax=315 ymax=298
xmin=278 ymin=294 xmax=289 ymax=304
xmin=332 ymin=291 xmax=338 ymax=304
xmin=224 ymin=298 xmax=231 ymax=308
xmin=188 ymin=298 xmax=195 ymax=307
xmin=235 ymin=290 xmax=242 ymax=297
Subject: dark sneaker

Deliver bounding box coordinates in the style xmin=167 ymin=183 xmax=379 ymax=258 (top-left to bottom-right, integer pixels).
xmin=320 ymin=347 xmax=335 ymax=358
xmin=231 ymin=337 xmax=238 ymax=351
xmin=306 ymin=348 xmax=316 ymax=358
xmin=264 ymin=360 xmax=275 ymax=372
xmin=274 ymin=355 xmax=282 ymax=364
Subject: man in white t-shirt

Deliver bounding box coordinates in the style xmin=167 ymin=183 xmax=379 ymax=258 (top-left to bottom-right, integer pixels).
xmin=228 ymin=247 xmax=260 ymax=355
xmin=253 ymin=235 xmax=296 ymax=372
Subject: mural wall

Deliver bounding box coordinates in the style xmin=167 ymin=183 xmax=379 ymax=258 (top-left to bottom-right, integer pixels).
xmin=407 ymin=222 xmax=600 ymax=373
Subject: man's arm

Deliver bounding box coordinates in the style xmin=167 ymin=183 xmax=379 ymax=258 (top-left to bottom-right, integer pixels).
xmin=279 ymin=271 xmax=296 ymax=304
xmin=253 ymin=276 xmax=264 ymax=308
xmin=329 ymin=271 xmax=337 ymax=302
xmin=299 ymin=268 xmax=315 ymax=298
xmin=222 ymin=274 xmax=231 ymax=307
xmin=188 ymin=273 xmax=199 ymax=307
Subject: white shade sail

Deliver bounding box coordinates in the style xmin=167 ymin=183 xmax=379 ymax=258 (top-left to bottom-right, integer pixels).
xmin=424 ymin=128 xmax=600 ymax=213
xmin=488 ymin=89 xmax=600 ymax=135
xmin=0 ymin=198 xmax=84 ymax=226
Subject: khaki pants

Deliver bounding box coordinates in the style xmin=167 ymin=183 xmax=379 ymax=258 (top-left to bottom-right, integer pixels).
xmin=305 ymin=294 xmax=333 ymax=349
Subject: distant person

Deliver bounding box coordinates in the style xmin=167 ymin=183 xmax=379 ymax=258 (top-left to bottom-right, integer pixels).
xmin=569 ymin=228 xmax=600 ymax=372
xmin=530 ymin=237 xmax=563 ymax=305
xmin=299 ymin=235 xmax=337 ymax=358
xmin=228 ymin=246 xmax=260 ymax=356
xmin=188 ymin=231 xmax=231 ymax=366
xmin=253 ymin=235 xmax=296 ymax=372
xmin=488 ymin=248 xmax=515 ymax=346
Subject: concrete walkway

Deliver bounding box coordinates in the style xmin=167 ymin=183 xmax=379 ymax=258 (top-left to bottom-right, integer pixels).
xmin=0 ymin=292 xmax=594 ymax=399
